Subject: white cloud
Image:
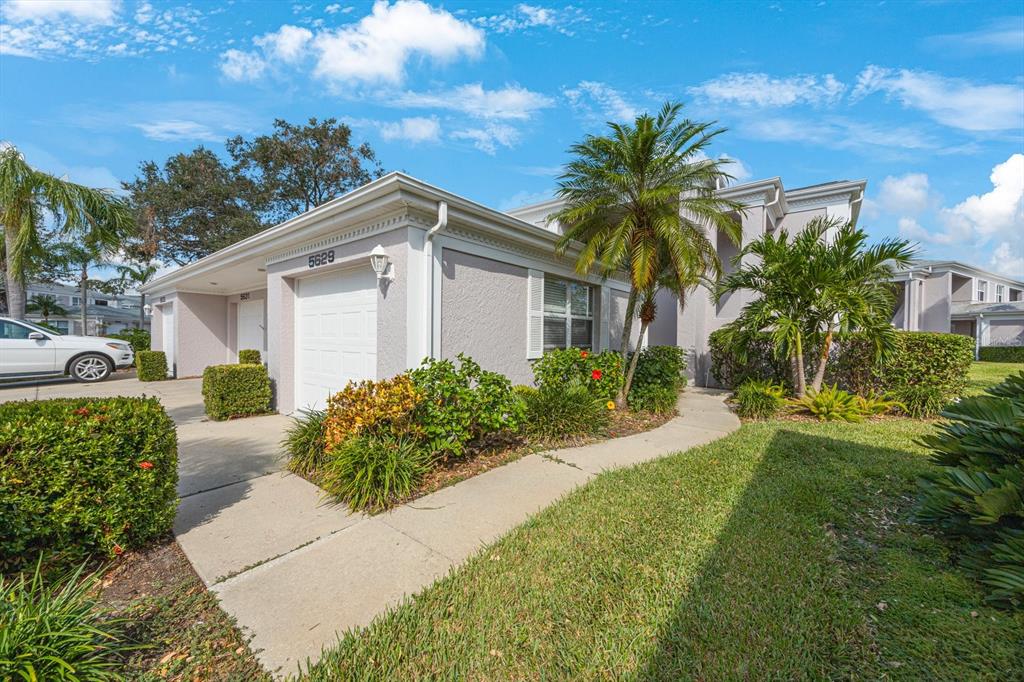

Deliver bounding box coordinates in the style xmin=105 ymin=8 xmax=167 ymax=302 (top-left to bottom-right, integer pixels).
xmin=852 ymin=65 xmax=1024 ymax=132
xmin=395 ymin=83 xmax=553 ymax=120
xmin=563 ymin=81 xmax=637 ymax=122
xmin=741 ymin=115 xmax=935 ymax=153
xmin=941 ymin=153 xmax=1024 ymax=238
xmin=689 ymin=72 xmax=845 ymax=107
xmin=719 ymin=155 xmax=751 ymax=183
xmin=131 ymin=120 xmax=222 ymax=142
xmin=473 ymin=4 xmax=585 ymax=35
xmin=499 ymin=188 xmax=554 ymax=211
xmin=379 ymin=116 xmax=441 ymax=143
xmin=3 ymin=0 xmax=119 ymax=23
xmin=254 ymin=25 xmax=312 ymax=63
xmin=219 ymin=49 xmax=267 ymax=82
xmin=989 ymin=242 xmax=1024 ymax=279
xmin=324 ymin=3 xmax=343 ymax=13
xmin=451 ymin=123 xmax=519 ymax=155
xmin=877 ymin=173 xmax=932 ymax=215
xmin=923 ymin=19 xmax=1024 ymax=55
xmin=311 ymin=0 xmax=484 ymax=84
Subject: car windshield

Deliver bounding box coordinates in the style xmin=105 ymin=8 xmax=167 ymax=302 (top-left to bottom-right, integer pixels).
xmin=17 ymin=319 xmax=63 ymax=336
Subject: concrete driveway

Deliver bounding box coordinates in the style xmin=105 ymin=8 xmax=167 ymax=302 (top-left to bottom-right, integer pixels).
xmin=0 ymin=372 xmax=289 ymax=497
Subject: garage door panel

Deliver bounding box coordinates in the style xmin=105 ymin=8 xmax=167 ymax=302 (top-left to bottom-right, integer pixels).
xmin=296 ymin=268 xmax=377 ymax=411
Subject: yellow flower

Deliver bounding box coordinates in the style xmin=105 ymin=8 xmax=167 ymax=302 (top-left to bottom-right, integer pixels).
xmin=606 ymin=400 xmax=615 ymax=410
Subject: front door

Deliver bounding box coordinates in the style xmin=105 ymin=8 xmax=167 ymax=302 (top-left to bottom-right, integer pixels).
xmin=237 ymin=299 xmax=266 ymax=359
xmin=0 ymin=320 xmax=57 ymax=375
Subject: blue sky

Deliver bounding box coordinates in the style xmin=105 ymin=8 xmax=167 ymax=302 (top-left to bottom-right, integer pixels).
xmin=2 ymin=0 xmax=1022 ymax=278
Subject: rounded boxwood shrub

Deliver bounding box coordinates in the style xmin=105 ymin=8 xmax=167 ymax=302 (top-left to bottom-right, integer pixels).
xmin=627 ymin=345 xmax=687 ymax=413
xmin=532 ymin=347 xmax=624 ymax=402
xmin=136 ymin=350 xmax=168 ymax=381
xmin=0 ymin=397 xmax=178 ymax=568
xmin=202 ymin=364 xmax=273 ymax=421
xmin=238 ymin=348 xmax=262 ymax=365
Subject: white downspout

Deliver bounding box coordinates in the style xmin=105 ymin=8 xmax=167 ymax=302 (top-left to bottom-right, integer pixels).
xmin=423 ymin=201 xmax=448 ymax=360
xmin=762 ymin=187 xmax=781 ymax=234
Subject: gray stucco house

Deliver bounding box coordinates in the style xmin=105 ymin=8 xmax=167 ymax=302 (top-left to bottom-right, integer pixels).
xmin=25 ymin=281 xmax=148 ymax=335
xmin=889 ymin=260 xmax=1024 ymax=354
xmin=143 ymin=172 xmax=866 ymax=412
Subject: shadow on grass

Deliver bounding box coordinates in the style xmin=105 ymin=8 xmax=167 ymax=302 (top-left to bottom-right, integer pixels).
xmin=637 ymin=426 xmax=1020 ymax=681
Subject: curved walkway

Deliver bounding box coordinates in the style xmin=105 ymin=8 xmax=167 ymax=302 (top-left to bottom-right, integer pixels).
xmin=177 ymin=388 xmax=740 ymax=677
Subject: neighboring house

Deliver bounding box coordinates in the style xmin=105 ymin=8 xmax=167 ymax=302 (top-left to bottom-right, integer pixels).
xmin=25 ymin=282 xmax=150 ymax=335
xmin=890 ymin=261 xmax=1024 ymax=354
xmin=142 ymin=172 xmax=866 ymax=411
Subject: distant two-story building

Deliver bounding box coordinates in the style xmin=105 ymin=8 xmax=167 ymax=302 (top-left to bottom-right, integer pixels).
xmin=890 ymin=261 xmax=1024 ymax=354
xmin=25 ymin=282 xmax=150 ymax=335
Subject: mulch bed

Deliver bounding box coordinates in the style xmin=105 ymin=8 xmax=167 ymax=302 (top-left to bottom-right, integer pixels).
xmin=98 ymin=540 xmax=269 ymax=681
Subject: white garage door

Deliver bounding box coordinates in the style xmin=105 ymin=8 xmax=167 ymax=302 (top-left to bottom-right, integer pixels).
xmin=296 ymin=267 xmax=377 ymax=411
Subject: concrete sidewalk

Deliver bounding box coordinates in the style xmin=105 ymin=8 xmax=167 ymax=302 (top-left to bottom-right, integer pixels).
xmin=174 ymin=388 xmax=740 ymax=678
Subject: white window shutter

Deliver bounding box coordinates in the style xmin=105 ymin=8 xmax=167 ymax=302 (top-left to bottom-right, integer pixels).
xmin=599 ymin=286 xmax=611 ymax=351
xmin=527 ymin=269 xmax=544 ymax=358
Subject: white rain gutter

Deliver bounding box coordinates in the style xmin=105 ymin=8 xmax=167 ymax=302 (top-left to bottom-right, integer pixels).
xmin=422 ymin=201 xmax=448 ymax=359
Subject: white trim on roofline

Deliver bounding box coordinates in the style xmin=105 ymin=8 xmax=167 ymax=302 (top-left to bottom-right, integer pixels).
xmin=894 ymin=260 xmax=1024 ymax=288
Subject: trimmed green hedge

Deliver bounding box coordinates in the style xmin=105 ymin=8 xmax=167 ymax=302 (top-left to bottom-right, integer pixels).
xmin=711 ymin=330 xmax=974 ymax=416
xmin=0 ymin=397 xmax=178 ymax=569
xmin=110 ymin=328 xmax=151 ymax=351
xmin=979 ymin=346 xmax=1024 ymax=363
xmin=238 ymin=348 xmax=262 ymax=365
xmin=136 ymin=350 xmax=168 ymax=381
xmin=202 ymin=363 xmax=273 ymax=420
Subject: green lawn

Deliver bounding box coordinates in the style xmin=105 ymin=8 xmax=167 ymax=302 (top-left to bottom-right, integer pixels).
xmin=966 ymin=360 xmax=1024 ymax=396
xmin=300 ymin=418 xmax=1023 ymax=680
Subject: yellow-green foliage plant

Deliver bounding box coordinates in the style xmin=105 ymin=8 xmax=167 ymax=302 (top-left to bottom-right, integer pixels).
xmin=323 ymin=375 xmax=420 ymax=449
xmin=789 ymin=384 xmax=863 ymax=422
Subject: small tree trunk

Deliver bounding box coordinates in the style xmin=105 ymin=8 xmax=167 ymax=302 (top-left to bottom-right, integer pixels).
xmin=620 ymin=319 xmax=651 ymax=407
xmin=619 ymin=287 xmax=638 ymax=354
xmin=810 ymin=328 xmax=834 ymax=393
xmin=4 ymin=227 xmax=26 ymax=319
xmin=139 ymin=293 xmax=146 ymax=329
xmin=80 ymin=265 xmax=88 ymax=336
xmin=793 ymin=331 xmax=807 ymax=397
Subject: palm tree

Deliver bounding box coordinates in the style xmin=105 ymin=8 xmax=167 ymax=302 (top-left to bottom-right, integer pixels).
xmin=715 ymin=217 xmax=914 ymax=397
xmin=0 ymin=146 xmax=132 ymax=319
xmin=26 ymin=294 xmax=68 ymax=324
xmin=554 ymin=102 xmax=742 ymax=405
xmin=115 ymin=261 xmax=158 ymax=329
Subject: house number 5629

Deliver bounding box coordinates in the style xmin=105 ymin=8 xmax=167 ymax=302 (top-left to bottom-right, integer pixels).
xmin=308 ymin=250 xmax=335 ymax=268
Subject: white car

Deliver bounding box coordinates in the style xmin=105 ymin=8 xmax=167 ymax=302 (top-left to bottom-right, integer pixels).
xmin=0 ymin=317 xmax=135 ymax=383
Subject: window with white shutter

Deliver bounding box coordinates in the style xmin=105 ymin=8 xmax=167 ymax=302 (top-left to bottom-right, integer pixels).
xmin=533 ymin=274 xmax=594 ymax=353
xmin=527 ymin=270 xmax=545 ymax=358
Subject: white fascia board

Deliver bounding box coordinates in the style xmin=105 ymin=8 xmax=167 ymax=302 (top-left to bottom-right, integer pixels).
xmin=913 ymin=261 xmax=1024 ymax=288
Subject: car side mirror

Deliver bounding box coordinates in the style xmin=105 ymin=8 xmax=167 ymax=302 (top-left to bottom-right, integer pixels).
xmin=28 ymin=332 xmax=46 ymax=340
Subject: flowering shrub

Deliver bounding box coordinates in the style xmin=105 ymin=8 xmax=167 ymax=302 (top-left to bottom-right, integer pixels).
xmin=410 ymin=354 xmax=524 ymax=457
xmin=0 ymin=397 xmax=178 ymax=570
xmin=532 ymin=348 xmax=624 ymax=401
xmin=323 ymin=375 xmax=420 ymax=449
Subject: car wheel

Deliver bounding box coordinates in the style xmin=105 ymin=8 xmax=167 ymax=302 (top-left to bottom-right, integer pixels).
xmin=71 ymin=354 xmax=112 ymax=383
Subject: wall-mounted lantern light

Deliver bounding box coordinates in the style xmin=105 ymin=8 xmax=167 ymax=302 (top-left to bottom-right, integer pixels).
xmin=143 ymin=304 xmax=152 ymax=315
xmin=370 ymin=245 xmax=394 ymax=281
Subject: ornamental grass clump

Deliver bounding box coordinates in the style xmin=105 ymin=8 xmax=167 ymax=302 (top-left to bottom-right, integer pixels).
xmin=522 ymin=379 xmax=610 ymax=439
xmin=321 ymin=433 xmax=433 ymax=512
xmin=283 ymin=408 xmax=327 ymax=477
xmin=0 ymin=559 xmax=129 ymax=681
xmin=734 ymin=379 xmax=786 ymax=419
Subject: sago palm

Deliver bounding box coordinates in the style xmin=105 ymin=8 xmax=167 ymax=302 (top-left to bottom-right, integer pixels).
xmin=0 ymin=145 xmax=132 ymax=318
xmin=554 ymin=102 xmax=742 ymax=404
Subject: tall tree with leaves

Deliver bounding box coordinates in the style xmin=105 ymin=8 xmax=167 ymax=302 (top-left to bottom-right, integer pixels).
xmin=553 ymin=102 xmax=742 ymax=405
xmin=715 ymin=217 xmax=914 ymax=396
xmin=0 ymin=146 xmax=132 ymax=318
xmin=122 ymin=148 xmax=263 ymax=265
xmin=227 ymin=117 xmax=384 ymax=223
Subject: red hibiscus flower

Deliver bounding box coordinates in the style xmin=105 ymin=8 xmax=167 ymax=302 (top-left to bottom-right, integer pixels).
xmin=139 ymin=461 xmax=154 ymax=470
xmin=73 ymin=407 xmax=90 ymax=416
xmin=113 ymin=544 xmax=123 ymax=555
xmin=580 ymin=350 xmax=589 ymax=359
xmin=591 ymin=369 xmax=602 ymax=380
